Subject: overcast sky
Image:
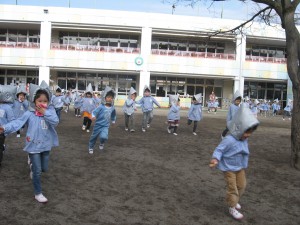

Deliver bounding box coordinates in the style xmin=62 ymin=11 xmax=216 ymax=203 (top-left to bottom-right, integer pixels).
xmin=0 ymin=0 xmax=267 ymax=20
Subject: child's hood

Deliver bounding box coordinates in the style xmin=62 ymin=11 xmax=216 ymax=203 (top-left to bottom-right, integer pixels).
xmin=86 ymin=83 xmax=93 ymax=95
xmin=228 ymin=103 xmax=259 ymax=140
xmin=169 ymin=94 xmax=179 ymax=105
xmin=16 ymin=84 xmax=28 ymax=97
xmin=128 ymin=87 xmax=137 ymax=99
xmin=28 ymin=80 xmax=52 ymax=111
xmin=101 ymin=86 xmax=115 ymax=105
xmin=0 ymin=84 xmax=17 ymax=104
xmin=143 ymin=85 xmax=151 ymax=94
xmin=232 ymin=90 xmax=242 ymax=103
xmin=194 ymin=93 xmax=202 ymax=104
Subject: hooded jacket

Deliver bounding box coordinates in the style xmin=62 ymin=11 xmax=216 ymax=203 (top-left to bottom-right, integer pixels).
xmin=13 ymin=85 xmax=29 ymax=118
xmin=167 ymin=95 xmax=180 ymax=121
xmin=187 ymin=94 xmax=202 ymax=121
xmin=212 ymin=104 xmax=259 ymax=171
xmin=226 ymin=90 xmax=242 ymax=127
xmin=136 ymin=85 xmax=160 ymax=112
xmin=123 ymin=87 xmax=137 ymax=115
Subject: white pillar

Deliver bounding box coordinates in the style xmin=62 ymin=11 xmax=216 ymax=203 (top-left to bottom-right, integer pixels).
xmin=39 ymin=20 xmax=52 ymax=85
xmin=235 ymin=34 xmax=246 ymax=96
xmin=39 ymin=67 xmax=50 ymax=85
xmin=137 ymin=27 xmax=152 ymax=96
xmin=139 ymin=71 xmax=150 ymax=96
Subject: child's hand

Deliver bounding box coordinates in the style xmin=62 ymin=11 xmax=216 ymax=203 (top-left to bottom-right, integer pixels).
xmin=91 ymin=117 xmax=96 ymax=121
xmin=35 ymin=104 xmax=46 ymax=115
xmin=0 ymin=127 xmax=4 ymax=134
xmin=209 ymin=159 xmax=218 ymax=168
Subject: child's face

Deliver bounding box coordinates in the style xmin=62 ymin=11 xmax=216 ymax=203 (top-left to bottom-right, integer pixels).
xmin=86 ymin=94 xmax=92 ymax=98
xmin=105 ymin=95 xmax=114 ymax=105
xmin=18 ymin=93 xmax=25 ymax=101
xmin=234 ymin=98 xmax=241 ymax=106
xmin=144 ymin=90 xmax=150 ymax=96
xmin=35 ymin=94 xmax=48 ymax=107
xmin=55 ymin=92 xmax=61 ymax=96
xmin=177 ymin=101 xmax=180 ymax=106
xmin=131 ymin=93 xmax=136 ymax=100
xmin=241 ymin=130 xmax=253 ymax=140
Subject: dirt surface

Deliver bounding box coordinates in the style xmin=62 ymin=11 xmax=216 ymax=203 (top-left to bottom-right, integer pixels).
xmin=0 ymin=107 xmax=299 ymax=225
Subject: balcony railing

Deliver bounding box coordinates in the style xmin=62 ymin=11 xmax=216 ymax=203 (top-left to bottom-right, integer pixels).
xmin=51 ymin=43 xmax=140 ymax=54
xmin=151 ymin=49 xmax=236 ymax=60
xmin=245 ymin=55 xmax=287 ymax=64
xmin=0 ymin=41 xmax=40 ymax=48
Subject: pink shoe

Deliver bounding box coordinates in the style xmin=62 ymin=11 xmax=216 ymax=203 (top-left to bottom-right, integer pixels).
xmin=235 ymin=203 xmax=241 ymax=210
xmin=35 ymin=193 xmax=48 ymax=203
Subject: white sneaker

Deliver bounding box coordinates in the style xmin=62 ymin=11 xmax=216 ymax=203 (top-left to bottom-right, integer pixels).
xmin=82 ymin=125 xmax=86 ymax=131
xmin=35 ymin=193 xmax=48 ymax=203
xmin=147 ymin=124 xmax=150 ymax=128
xmin=142 ymin=128 xmax=146 ymax=132
xmin=193 ymin=132 xmax=197 ymax=135
xmin=125 ymin=127 xmax=129 ymax=131
xmin=16 ymin=134 xmax=21 ymax=138
xmin=235 ymin=203 xmax=241 ymax=210
xmin=167 ymin=128 xmax=171 ymax=134
xmin=229 ymin=207 xmax=243 ymax=220
xmin=130 ymin=129 xmax=135 ymax=132
xmin=86 ymin=129 xmax=90 ymax=133
xmin=173 ymin=133 xmax=178 ymax=136
xmin=99 ymin=144 xmax=104 ymax=150
xmin=89 ymin=149 xmax=93 ymax=154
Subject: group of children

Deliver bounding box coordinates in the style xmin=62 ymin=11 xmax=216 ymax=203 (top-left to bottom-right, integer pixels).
xmin=0 ymin=82 xmax=293 ymax=221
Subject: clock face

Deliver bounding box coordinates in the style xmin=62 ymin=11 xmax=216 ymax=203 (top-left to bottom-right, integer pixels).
xmin=135 ymin=57 xmax=143 ymax=65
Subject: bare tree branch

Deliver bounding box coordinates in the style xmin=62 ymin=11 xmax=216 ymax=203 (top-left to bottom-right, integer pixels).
xmin=209 ymin=6 xmax=272 ymax=36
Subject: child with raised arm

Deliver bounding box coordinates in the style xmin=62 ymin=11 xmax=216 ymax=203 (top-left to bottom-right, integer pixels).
xmin=167 ymin=95 xmax=180 ymax=135
xmin=88 ymin=86 xmax=116 ymax=154
xmin=0 ymin=82 xmax=59 ymax=203
xmin=187 ymin=93 xmax=202 ymax=135
xmin=210 ymin=104 xmax=259 ymax=220
xmin=136 ymin=85 xmax=160 ymax=132
xmin=221 ymin=90 xmax=242 ymax=139
xmin=123 ymin=87 xmax=137 ymax=132
xmin=51 ymin=88 xmax=68 ymax=121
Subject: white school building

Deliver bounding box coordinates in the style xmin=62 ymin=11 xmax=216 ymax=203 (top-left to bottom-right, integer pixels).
xmin=0 ymin=4 xmax=291 ymax=108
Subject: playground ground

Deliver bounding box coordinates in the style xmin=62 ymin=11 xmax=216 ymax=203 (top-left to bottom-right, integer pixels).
xmin=0 ymin=107 xmax=299 ymax=225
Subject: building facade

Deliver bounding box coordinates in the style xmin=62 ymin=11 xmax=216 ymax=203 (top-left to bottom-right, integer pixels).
xmin=0 ymin=5 xmax=291 ymax=108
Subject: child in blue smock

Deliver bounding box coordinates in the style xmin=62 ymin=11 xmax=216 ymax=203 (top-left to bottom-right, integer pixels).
xmin=123 ymin=87 xmax=137 ymax=132
xmin=136 ymin=85 xmax=161 ymax=132
xmin=0 ymin=87 xmax=59 ymax=203
xmin=51 ymin=88 xmax=68 ymax=121
xmin=88 ymin=86 xmax=116 ymax=154
xmin=210 ymin=104 xmax=259 ymax=220
xmin=73 ymin=92 xmax=82 ymax=117
xmin=12 ymin=85 xmax=29 ymax=138
xmin=221 ymin=90 xmax=242 ymax=138
xmin=167 ymin=95 xmax=180 ymax=135
xmin=187 ymin=93 xmax=202 ymax=135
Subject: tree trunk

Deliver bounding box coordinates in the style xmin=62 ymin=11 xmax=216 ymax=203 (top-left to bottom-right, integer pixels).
xmin=283 ymin=7 xmax=300 ymax=169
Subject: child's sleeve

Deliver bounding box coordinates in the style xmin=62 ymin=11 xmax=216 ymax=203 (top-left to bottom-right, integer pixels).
xmin=152 ymin=97 xmax=160 ymax=107
xmin=212 ymin=138 xmax=230 ymax=161
xmin=91 ymin=106 xmax=101 ymax=118
xmin=6 ymin=106 xmax=16 ymax=122
xmin=3 ymin=111 xmax=30 ymax=135
xmin=44 ymin=107 xmax=59 ymax=126
xmin=135 ymin=97 xmax=143 ymax=105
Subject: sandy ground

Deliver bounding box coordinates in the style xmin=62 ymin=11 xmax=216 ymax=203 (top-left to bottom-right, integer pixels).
xmin=0 ymin=106 xmax=299 ymax=225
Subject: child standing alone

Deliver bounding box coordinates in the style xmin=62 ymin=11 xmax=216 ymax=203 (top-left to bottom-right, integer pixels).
xmin=167 ymin=95 xmax=180 ymax=135
xmin=123 ymin=87 xmax=137 ymax=132
xmin=88 ymin=86 xmax=116 ymax=154
xmin=187 ymin=93 xmax=202 ymax=135
xmin=0 ymin=84 xmax=59 ymax=203
xmin=210 ymin=104 xmax=259 ymax=220
xmin=136 ymin=85 xmax=161 ymax=132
